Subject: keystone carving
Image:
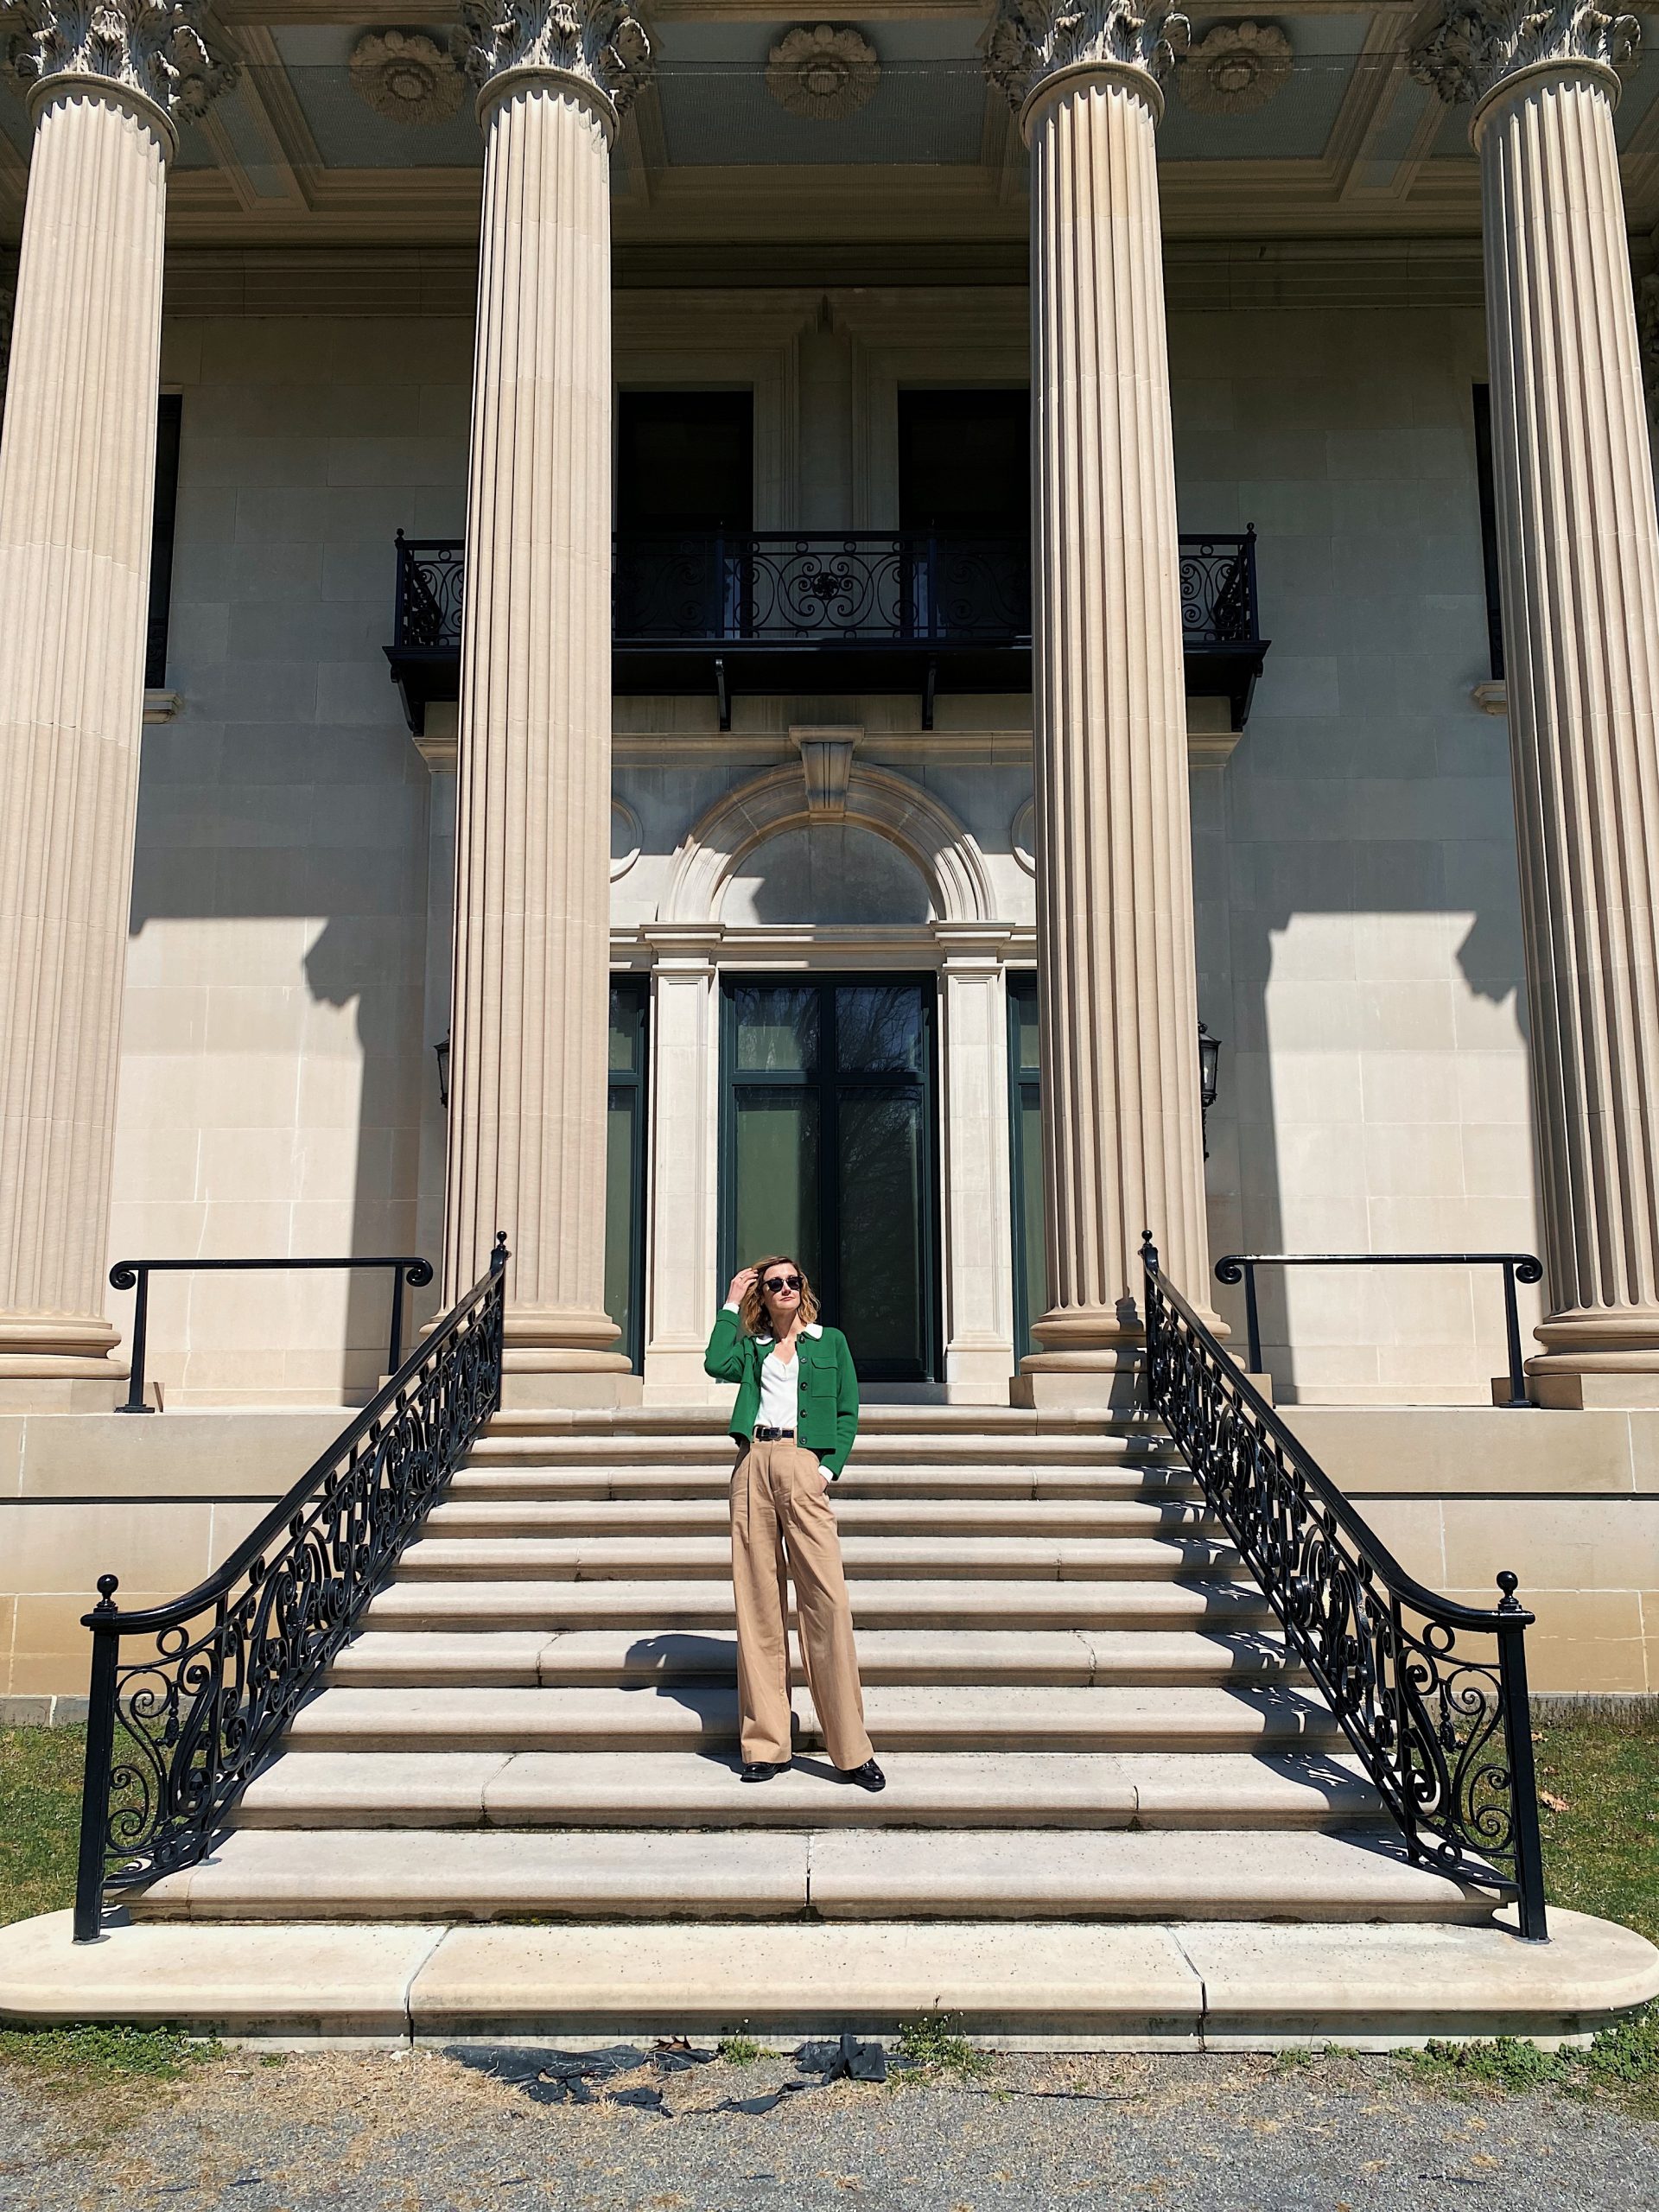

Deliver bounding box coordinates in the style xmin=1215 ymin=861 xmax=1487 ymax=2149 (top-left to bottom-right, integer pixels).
xmin=986 ymin=0 xmax=1191 ymax=110
xmin=1176 ymin=20 xmax=1291 ymax=113
xmin=451 ymin=0 xmax=652 ymax=118
xmin=1409 ymin=1 xmax=1639 ymax=105
xmin=766 ymin=24 xmax=880 ymax=121
xmin=9 ymin=0 xmax=236 ymax=122
xmin=350 ymin=29 xmax=466 ymax=126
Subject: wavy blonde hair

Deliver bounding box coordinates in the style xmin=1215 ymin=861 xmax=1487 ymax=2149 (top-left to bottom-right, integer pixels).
xmin=740 ymin=1255 xmax=820 ymax=1337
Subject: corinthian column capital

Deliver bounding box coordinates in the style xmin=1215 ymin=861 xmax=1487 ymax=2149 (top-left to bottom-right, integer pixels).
xmin=986 ymin=0 xmax=1190 ymax=123
xmin=1410 ymin=1 xmax=1639 ymax=109
xmin=452 ymin=0 xmax=651 ymax=125
xmin=9 ymin=0 xmax=236 ymax=134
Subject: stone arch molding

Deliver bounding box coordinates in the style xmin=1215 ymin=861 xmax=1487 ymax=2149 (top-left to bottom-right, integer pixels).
xmin=660 ymin=762 xmax=996 ymax=926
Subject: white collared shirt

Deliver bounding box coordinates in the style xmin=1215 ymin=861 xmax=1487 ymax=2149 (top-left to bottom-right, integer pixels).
xmin=722 ymin=1303 xmax=823 ymax=1434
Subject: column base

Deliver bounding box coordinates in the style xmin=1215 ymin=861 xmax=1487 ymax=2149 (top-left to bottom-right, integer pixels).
xmin=1011 ymin=1342 xmax=1145 ymax=1413
xmin=1524 ymin=1310 xmax=1659 ymax=1406
xmin=499 ymin=1357 xmax=644 ymax=1411
xmin=497 ymin=1303 xmax=641 ymax=1408
xmin=0 ymin=1318 xmax=128 ymax=1411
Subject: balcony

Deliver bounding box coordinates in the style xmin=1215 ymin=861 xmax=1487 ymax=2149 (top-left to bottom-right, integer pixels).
xmin=385 ymin=528 xmax=1268 ymax=736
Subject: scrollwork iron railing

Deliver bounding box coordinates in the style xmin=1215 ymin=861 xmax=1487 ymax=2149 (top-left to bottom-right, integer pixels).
xmin=1141 ymin=1234 xmax=1548 ymax=1940
xmin=72 ymin=1236 xmax=510 ymax=1942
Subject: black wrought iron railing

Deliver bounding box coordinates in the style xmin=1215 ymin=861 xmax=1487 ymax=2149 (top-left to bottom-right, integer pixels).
xmin=1141 ymin=1234 xmax=1547 ymax=1940
xmin=386 ymin=526 xmax=1269 ymax=732
xmin=1214 ymin=1250 xmax=1545 ymax=1409
xmin=73 ymin=1236 xmax=509 ymax=1942
xmin=110 ymin=1254 xmax=435 ymax=1414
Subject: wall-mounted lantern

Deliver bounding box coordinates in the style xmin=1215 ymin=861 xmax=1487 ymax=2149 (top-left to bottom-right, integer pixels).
xmin=1198 ymin=1020 xmax=1221 ymax=1159
xmin=434 ymin=1033 xmax=450 ymax=1109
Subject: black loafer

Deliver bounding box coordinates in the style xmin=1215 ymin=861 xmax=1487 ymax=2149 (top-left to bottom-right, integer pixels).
xmin=741 ymin=1760 xmax=790 ymax=1783
xmin=840 ymin=1758 xmax=886 ymax=1793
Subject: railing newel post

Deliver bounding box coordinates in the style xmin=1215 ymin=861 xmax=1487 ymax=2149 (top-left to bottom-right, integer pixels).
xmin=1501 ymin=1262 xmax=1531 ymax=1408
xmin=1497 ymin=1572 xmax=1548 ymax=1940
xmin=115 ymin=1265 xmax=151 ymax=1413
xmin=73 ymin=1575 xmax=122 ymax=1942
xmin=388 ymin=1263 xmax=406 ymax=1377
xmin=1243 ymin=1261 xmax=1262 ymax=1376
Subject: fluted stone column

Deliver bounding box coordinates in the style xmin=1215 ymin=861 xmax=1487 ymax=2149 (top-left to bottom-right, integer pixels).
xmin=445 ymin=1 xmax=649 ymax=1403
xmin=1415 ymin=6 xmax=1659 ymax=1406
xmin=0 ymin=6 xmax=232 ymax=1411
xmin=988 ymin=3 xmax=1217 ymax=1405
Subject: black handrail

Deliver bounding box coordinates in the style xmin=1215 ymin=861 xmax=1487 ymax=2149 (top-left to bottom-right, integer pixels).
xmin=1214 ymin=1250 xmax=1545 ymax=1408
xmin=1142 ymin=1234 xmax=1547 ymax=1939
xmin=73 ymin=1236 xmax=509 ymax=1942
xmin=109 ymin=1255 xmax=435 ymax=1413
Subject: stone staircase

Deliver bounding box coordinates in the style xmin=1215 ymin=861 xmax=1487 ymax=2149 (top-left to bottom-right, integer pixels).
xmin=4 ymin=1406 xmax=1657 ymax=2045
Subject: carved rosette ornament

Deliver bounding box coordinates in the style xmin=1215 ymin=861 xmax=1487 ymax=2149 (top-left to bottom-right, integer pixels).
xmin=986 ymin=0 xmax=1191 ymax=112
xmin=451 ymin=0 xmax=651 ymax=119
xmin=9 ymin=0 xmax=236 ymax=126
xmin=1176 ymin=19 xmax=1291 ymax=113
xmin=1409 ymin=1 xmax=1639 ymax=107
xmin=766 ymin=24 xmax=880 ymax=121
xmin=350 ymin=29 xmax=466 ymax=126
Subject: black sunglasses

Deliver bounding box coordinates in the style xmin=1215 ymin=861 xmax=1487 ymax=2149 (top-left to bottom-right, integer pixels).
xmin=764 ymin=1273 xmax=803 ymax=1294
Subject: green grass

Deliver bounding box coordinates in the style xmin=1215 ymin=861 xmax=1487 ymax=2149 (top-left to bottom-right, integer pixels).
xmin=1533 ymin=1711 xmax=1659 ymax=1946
xmin=716 ymin=2036 xmax=765 ymax=2066
xmin=0 ymin=1725 xmax=84 ymax=1929
xmin=0 ymin=2024 xmax=217 ymax=2083
xmin=893 ymin=2016 xmax=993 ymax=2082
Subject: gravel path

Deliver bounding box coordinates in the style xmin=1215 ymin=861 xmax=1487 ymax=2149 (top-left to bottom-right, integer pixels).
xmin=1 ymin=2044 xmax=1653 ymax=2212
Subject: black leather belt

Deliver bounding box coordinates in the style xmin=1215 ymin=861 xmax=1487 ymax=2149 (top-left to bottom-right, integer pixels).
xmin=753 ymin=1425 xmax=795 ymax=1441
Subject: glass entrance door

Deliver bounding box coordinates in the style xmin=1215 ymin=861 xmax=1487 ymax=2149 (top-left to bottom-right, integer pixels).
xmin=720 ymin=977 xmax=940 ymax=1382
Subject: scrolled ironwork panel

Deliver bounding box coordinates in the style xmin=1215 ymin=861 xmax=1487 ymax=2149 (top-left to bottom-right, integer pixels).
xmin=1141 ymin=1240 xmax=1543 ymax=1930
xmin=84 ymin=1264 xmax=505 ymax=1908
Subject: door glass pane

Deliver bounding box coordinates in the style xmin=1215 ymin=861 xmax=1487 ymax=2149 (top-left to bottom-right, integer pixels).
xmin=734 ymin=1090 xmax=821 ymax=1286
xmin=836 ymin=983 xmax=925 ymax=1075
xmin=837 ymin=1092 xmax=925 ymax=1370
xmin=734 ymin=985 xmax=818 ymax=1073
xmin=605 ymin=1090 xmax=637 ymax=1363
xmin=1014 ymin=977 xmax=1040 ymax=1075
xmin=609 ymin=984 xmax=643 ymax=1072
xmin=1019 ymin=1079 xmax=1047 ymax=1359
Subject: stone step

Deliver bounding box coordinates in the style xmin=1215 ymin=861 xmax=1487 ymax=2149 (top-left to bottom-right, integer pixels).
xmin=237 ymin=1748 xmax=1383 ymax=1832
xmin=423 ymin=1497 xmax=1218 ymax=1541
xmin=6 ymin=1906 xmax=1652 ymax=2046
xmin=482 ymin=1405 xmax=1160 ymax=1439
xmin=366 ymin=1575 xmax=1272 ymax=1633
xmin=466 ymin=1433 xmax=1179 ymax=1468
xmin=394 ymin=1535 xmax=1241 ymax=1583
xmin=448 ymin=1463 xmax=1202 ymax=1502
xmin=130 ymin=1827 xmax=1494 ymax=1926
xmin=283 ymin=1682 xmax=1341 ymax=1755
xmin=328 ymin=1625 xmax=1302 ymax=1690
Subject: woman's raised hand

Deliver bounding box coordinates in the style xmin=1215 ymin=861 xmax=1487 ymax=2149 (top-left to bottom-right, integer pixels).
xmin=727 ymin=1266 xmax=758 ymax=1307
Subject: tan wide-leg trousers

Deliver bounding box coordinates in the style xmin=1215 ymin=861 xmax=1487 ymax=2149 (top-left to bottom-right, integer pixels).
xmin=729 ymin=1437 xmax=874 ymax=1770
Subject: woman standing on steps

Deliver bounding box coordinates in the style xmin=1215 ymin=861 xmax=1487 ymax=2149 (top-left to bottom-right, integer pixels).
xmin=704 ymin=1257 xmax=886 ymax=1793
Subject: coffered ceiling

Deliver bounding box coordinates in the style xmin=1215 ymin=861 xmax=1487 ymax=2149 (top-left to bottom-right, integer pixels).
xmin=3 ymin=3 xmax=1658 ymax=252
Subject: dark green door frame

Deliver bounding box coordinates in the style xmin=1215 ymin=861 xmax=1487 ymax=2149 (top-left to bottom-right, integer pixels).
xmin=606 ymin=976 xmax=649 ymax=1374
xmin=717 ymin=974 xmax=943 ymax=1384
xmin=1007 ymin=969 xmax=1046 ymax=1366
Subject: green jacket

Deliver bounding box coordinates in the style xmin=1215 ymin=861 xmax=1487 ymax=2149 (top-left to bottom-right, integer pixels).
xmin=703 ymin=1306 xmax=860 ymax=1478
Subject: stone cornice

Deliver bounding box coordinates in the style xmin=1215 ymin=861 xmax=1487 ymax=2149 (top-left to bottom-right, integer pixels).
xmin=985 ymin=0 xmax=1190 ymax=114
xmin=1409 ymin=2 xmax=1639 ymax=108
xmin=9 ymin=0 xmax=236 ymax=131
xmin=451 ymin=0 xmax=652 ymax=122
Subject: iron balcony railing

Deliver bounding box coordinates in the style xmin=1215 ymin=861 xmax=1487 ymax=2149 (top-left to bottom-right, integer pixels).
xmin=1141 ymin=1233 xmax=1548 ymax=1940
xmin=73 ymin=1236 xmax=509 ymax=1941
xmin=386 ymin=527 xmax=1268 ymax=734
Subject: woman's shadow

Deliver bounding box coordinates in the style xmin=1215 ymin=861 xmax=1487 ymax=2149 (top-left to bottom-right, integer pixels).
xmin=622 ymin=1629 xmax=825 ymax=1772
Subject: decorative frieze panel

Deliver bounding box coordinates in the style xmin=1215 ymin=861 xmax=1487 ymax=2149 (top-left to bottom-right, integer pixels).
xmin=1176 ymin=20 xmax=1291 ymax=114
xmin=986 ymin=0 xmax=1191 ymax=110
xmin=451 ymin=0 xmax=652 ymax=117
xmin=8 ymin=0 xmax=236 ymax=123
xmin=1410 ymin=1 xmax=1639 ymax=106
xmin=350 ymin=29 xmax=466 ymax=126
xmin=766 ymin=24 xmax=880 ymax=121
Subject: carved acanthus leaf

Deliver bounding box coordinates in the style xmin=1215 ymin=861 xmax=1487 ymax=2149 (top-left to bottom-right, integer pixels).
xmin=451 ymin=0 xmax=652 ymax=117
xmin=9 ymin=0 xmax=236 ymax=122
xmin=986 ymin=0 xmax=1192 ymax=111
xmin=1409 ymin=1 xmax=1639 ymax=106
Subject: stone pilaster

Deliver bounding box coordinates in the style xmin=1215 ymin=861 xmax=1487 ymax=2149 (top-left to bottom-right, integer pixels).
xmin=1414 ymin=6 xmax=1659 ymax=1405
xmin=0 ymin=4 xmax=232 ymax=1409
xmin=988 ymin=2 xmax=1217 ymax=1404
xmin=442 ymin=0 xmax=650 ymax=1403
xmin=639 ymin=929 xmax=721 ymax=1404
xmin=938 ymin=930 xmax=1018 ymax=1400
